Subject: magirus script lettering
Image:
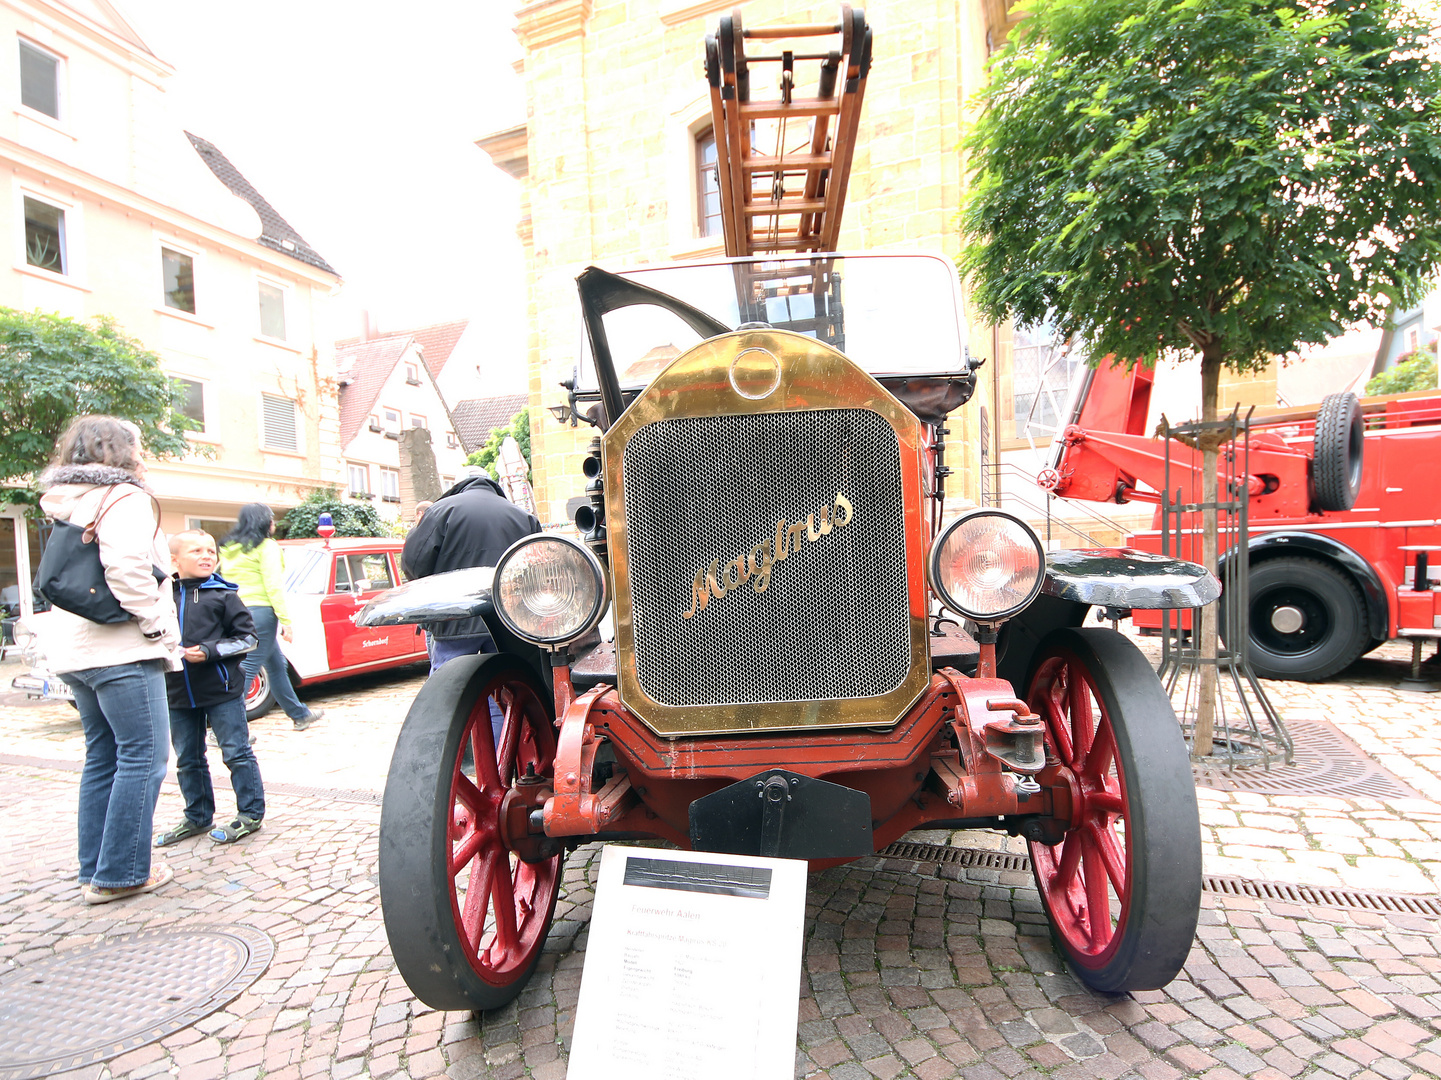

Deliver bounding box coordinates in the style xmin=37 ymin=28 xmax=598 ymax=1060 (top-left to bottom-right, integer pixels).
xmin=682 ymin=493 xmax=854 ymax=619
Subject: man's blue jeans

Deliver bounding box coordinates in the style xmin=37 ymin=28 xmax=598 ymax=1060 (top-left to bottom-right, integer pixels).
xmin=170 ymin=696 xmax=265 ymax=825
xmin=430 ymin=634 xmax=503 ymax=748
xmin=62 ymin=659 xmax=170 ymax=889
xmin=241 ymin=605 xmax=309 ymax=721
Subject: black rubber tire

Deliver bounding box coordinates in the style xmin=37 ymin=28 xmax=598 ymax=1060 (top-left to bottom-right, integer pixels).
xmin=1025 ymin=628 xmax=1202 ymax=993
xmin=1313 ymin=392 xmax=1364 ymax=513
xmin=244 ymin=669 xmax=274 ymax=722
xmin=1244 ymin=556 xmax=1369 ymax=681
xmin=379 ymin=652 xmax=561 ymax=1012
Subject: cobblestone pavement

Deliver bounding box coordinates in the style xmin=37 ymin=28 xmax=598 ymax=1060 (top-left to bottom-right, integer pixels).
xmin=1 ymin=639 xmax=1439 ymax=1080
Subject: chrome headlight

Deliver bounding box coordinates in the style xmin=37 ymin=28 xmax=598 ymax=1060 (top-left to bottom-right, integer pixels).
xmin=929 ymin=509 xmax=1045 ymax=623
xmin=493 ymin=534 xmax=608 ymax=647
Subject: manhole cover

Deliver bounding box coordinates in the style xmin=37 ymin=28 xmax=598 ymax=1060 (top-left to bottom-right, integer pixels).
xmin=1192 ymin=718 xmax=1422 ymax=800
xmin=0 ymin=925 xmax=273 ymax=1080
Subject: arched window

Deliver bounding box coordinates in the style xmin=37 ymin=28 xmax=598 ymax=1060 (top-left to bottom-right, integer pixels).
xmin=695 ymin=128 xmax=722 ymax=238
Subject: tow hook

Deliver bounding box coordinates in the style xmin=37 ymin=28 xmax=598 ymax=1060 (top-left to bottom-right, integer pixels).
xmin=983 ymin=697 xmax=1047 ymax=773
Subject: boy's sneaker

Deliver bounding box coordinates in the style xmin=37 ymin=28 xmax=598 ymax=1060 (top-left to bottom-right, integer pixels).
xmin=293 ymin=709 xmax=324 ymax=731
xmin=210 ymin=816 xmax=263 ymax=845
xmin=155 ymin=819 xmax=211 ymax=847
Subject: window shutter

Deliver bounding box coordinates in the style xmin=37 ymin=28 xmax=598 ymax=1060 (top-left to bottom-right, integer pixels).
xmin=262 ymin=393 xmax=298 ymax=451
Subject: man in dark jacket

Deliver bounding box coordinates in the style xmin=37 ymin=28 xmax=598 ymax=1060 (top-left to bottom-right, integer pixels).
xmin=402 ymin=468 xmax=542 ymax=672
xmin=156 ymin=530 xmax=264 ymax=848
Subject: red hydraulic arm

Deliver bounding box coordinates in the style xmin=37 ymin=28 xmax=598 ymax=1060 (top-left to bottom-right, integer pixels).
xmin=1044 ymin=357 xmax=1314 ymax=518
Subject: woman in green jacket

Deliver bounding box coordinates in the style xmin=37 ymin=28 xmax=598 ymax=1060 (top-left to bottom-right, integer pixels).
xmin=220 ymin=504 xmax=323 ymax=730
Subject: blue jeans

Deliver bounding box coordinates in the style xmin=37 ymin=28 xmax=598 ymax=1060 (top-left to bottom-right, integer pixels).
xmin=430 ymin=634 xmax=502 ymax=748
xmin=170 ymin=696 xmax=265 ymax=824
xmin=428 ymin=633 xmax=496 ymax=675
xmin=242 ymin=605 xmax=310 ymax=721
xmin=63 ymin=659 xmax=170 ymax=889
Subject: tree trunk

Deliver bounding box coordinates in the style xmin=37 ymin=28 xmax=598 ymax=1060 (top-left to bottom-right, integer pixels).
xmin=1195 ymin=354 xmax=1222 ymax=759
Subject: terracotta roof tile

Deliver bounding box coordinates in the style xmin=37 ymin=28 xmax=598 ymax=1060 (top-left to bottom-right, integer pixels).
xmin=451 ymin=394 xmax=529 ymax=453
xmin=336 ymin=337 xmax=413 ymax=446
xmin=335 ymin=319 xmax=469 ymax=378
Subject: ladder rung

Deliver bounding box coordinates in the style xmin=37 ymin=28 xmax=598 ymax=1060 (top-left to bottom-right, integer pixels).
xmin=742 ymin=154 xmax=832 ymax=172
xmin=737 ymin=98 xmax=841 ymax=120
xmin=743 ymin=200 xmax=827 ymax=216
xmin=744 ymin=23 xmax=842 ymax=39
xmin=750 ymin=238 xmax=826 ymax=250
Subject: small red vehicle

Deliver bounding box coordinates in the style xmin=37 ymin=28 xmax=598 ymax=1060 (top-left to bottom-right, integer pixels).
xmin=1044 ymin=358 xmax=1441 ymax=681
xmin=357 ymin=253 xmax=1219 ymax=1012
xmin=242 ymin=537 xmax=428 ymax=719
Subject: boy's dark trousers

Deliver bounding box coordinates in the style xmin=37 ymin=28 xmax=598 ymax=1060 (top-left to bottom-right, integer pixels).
xmin=170 ymin=697 xmax=264 ymax=826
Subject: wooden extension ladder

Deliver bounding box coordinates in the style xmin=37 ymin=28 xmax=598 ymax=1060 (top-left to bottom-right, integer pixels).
xmin=705 ymin=6 xmax=872 ymax=258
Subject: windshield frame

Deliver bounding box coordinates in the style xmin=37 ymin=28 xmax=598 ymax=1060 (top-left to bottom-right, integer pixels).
xmin=572 ymin=251 xmax=969 ymax=399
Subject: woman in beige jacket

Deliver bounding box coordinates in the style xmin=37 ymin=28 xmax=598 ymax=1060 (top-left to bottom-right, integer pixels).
xmin=38 ymin=416 xmax=182 ymax=904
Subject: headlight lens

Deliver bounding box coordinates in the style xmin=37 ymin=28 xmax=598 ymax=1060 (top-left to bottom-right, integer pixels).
xmin=929 ymin=510 xmax=1045 ymax=622
xmin=493 ymin=534 xmax=608 ymax=647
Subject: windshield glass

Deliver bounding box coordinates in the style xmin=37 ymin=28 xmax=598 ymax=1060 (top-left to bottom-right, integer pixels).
xmin=577 ymin=253 xmax=966 ymax=392
xmin=282 ymin=546 xmax=331 ymax=594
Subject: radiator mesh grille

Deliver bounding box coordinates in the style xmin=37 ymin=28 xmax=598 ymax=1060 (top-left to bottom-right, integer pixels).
xmin=621 ymin=408 xmax=911 ymax=707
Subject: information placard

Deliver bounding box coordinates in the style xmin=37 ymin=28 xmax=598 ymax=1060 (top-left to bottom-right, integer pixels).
xmin=567 ymin=845 xmax=809 ymax=1080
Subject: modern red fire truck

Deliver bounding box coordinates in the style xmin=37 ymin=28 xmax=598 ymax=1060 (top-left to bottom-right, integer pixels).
xmin=1043 ymin=358 xmax=1441 ymax=681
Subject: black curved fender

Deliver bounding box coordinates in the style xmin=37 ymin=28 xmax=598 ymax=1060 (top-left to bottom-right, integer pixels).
xmin=1231 ymin=532 xmax=1389 ymax=642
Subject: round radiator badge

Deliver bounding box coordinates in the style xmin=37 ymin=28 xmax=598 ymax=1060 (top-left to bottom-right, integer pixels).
xmin=729 ymin=347 xmax=782 ymax=400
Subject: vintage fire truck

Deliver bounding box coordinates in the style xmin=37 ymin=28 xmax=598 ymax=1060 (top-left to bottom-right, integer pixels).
xmin=1042 ymin=356 xmax=1441 ymax=681
xmin=358 ymin=10 xmax=1217 ymax=1013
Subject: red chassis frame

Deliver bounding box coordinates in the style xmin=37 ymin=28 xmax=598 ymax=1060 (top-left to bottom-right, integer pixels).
xmin=500 ymin=659 xmax=1061 ymax=867
xmin=1045 ymin=359 xmax=1441 ymax=641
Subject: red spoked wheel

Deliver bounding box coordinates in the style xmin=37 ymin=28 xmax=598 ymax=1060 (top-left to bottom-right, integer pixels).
xmin=380 ymin=652 xmax=562 ymax=1011
xmin=1025 ymin=628 xmax=1201 ymax=992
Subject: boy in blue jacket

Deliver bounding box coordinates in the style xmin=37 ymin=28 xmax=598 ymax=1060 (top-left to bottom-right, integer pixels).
xmin=155 ymin=530 xmax=265 ymax=847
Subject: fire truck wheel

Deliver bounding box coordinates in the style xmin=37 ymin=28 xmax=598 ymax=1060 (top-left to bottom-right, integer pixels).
xmin=1313 ymin=392 xmax=1364 ymax=513
xmin=1025 ymin=628 xmax=1202 ymax=993
xmin=1243 ymin=556 xmax=1369 ymax=681
xmin=379 ymin=652 xmax=561 ymax=1012
xmin=244 ymin=670 xmax=273 ymax=722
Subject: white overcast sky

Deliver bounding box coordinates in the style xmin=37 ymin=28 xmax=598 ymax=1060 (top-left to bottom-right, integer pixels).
xmin=119 ymin=0 xmax=529 ymax=368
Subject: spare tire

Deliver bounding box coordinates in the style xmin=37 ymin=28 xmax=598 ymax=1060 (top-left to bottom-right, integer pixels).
xmin=1313 ymin=392 xmax=1364 ymax=512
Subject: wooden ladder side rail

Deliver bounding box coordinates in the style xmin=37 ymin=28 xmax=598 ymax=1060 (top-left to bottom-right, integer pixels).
xmin=705 ymin=33 xmax=744 ymax=257
xmin=819 ymin=11 xmax=872 ymax=252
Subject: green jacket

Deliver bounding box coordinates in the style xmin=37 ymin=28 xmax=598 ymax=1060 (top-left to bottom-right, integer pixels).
xmin=219 ymin=538 xmax=291 ymax=625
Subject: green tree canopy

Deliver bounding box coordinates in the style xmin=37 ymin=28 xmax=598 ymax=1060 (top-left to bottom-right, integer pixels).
xmin=0 ymin=309 xmax=199 ymax=503
xmin=960 ymin=0 xmax=1441 ymax=395
xmin=1365 ymin=346 xmax=1438 ymax=396
xmin=275 ymin=488 xmax=393 ymax=539
xmin=467 ymin=406 xmax=532 ymax=483
xmin=960 ymin=0 xmax=1441 ymax=756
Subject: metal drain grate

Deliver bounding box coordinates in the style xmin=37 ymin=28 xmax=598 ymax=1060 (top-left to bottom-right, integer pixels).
xmin=1201 ymin=874 xmax=1441 ymax=918
xmin=265 ymin=782 xmax=381 ymax=805
xmin=881 ymin=841 xmax=1031 ymax=872
xmin=0 ymin=925 xmax=273 ymax=1080
xmin=1191 ymin=719 xmax=1422 ymax=800
xmin=879 ymin=841 xmax=1441 ymax=920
